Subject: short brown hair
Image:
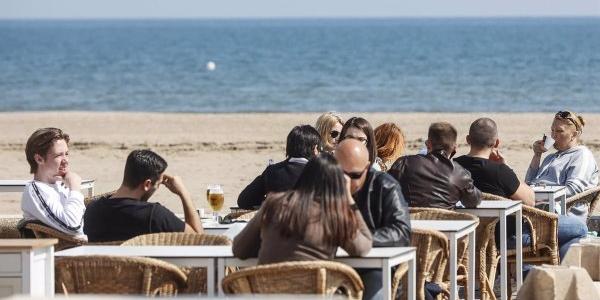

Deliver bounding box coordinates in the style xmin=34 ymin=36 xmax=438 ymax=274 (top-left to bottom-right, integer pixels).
xmin=25 ymin=128 xmax=70 ymax=174
xmin=468 ymin=118 xmax=498 ymax=148
xmin=428 ymin=122 xmax=457 ymax=153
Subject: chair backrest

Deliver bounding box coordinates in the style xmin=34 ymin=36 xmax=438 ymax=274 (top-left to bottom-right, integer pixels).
xmin=55 ymin=255 xmax=187 ymax=295
xmin=410 ymin=206 xmax=479 ymax=222
xmin=221 ymin=260 xmax=364 ymax=299
xmin=121 ymin=232 xmax=231 ymax=246
xmin=0 ymin=218 xmax=21 ymax=238
xmin=566 ymin=186 xmax=600 ymax=216
xmin=84 ymin=190 xmax=115 ymax=207
xmin=223 ymin=209 xmax=257 ymax=222
xmin=406 ymin=227 xmax=449 ymax=300
xmin=24 ymin=222 xmax=86 ymax=251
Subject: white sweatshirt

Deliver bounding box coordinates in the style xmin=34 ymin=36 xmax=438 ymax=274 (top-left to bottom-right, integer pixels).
xmin=21 ymin=180 xmax=87 ymax=240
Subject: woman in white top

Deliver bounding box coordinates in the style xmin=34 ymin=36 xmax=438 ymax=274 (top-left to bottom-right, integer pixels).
xmin=525 ymin=111 xmax=598 ymax=259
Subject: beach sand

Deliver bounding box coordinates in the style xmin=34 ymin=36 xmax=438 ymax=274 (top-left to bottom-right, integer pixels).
xmin=2 ymin=112 xmax=600 ymax=215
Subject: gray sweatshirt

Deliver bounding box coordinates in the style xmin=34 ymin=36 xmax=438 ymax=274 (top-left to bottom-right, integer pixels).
xmin=526 ymin=145 xmax=599 ymax=197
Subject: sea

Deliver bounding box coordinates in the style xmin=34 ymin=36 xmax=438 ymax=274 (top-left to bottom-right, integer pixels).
xmin=0 ymin=18 xmax=598 ymax=112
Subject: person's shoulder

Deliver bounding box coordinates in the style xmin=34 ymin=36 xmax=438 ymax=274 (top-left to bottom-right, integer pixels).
xmin=373 ymin=171 xmax=400 ymax=189
xmin=575 ymin=145 xmax=595 ymax=157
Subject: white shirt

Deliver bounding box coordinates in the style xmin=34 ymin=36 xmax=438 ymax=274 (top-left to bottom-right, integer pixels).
xmin=21 ymin=180 xmax=87 ymax=239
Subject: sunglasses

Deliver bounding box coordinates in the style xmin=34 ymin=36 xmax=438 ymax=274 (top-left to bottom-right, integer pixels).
xmin=330 ymin=130 xmax=340 ymax=139
xmin=344 ymin=165 xmax=369 ymax=179
xmin=555 ymin=111 xmax=580 ymax=130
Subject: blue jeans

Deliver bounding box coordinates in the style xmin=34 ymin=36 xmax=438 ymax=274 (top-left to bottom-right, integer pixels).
xmin=356 ymin=269 xmax=383 ymax=300
xmin=557 ymin=214 xmax=587 ymax=260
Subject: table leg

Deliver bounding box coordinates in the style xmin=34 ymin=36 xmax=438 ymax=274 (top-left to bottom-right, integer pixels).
xmin=206 ymin=258 xmax=215 ymax=296
xmin=549 ymin=194 xmax=556 ymax=214
xmin=500 ymin=212 xmax=507 ymax=300
xmin=217 ymin=258 xmax=226 ymax=296
xmin=516 ymin=208 xmax=523 ymax=289
xmin=561 ymin=193 xmax=567 ymax=215
xmin=468 ymin=230 xmax=475 ymax=300
xmin=449 ymin=233 xmax=458 ymax=300
xmin=46 ymin=246 xmax=54 ymax=296
xmin=383 ymin=259 xmax=391 ymax=300
xmin=408 ymin=253 xmax=416 ymax=300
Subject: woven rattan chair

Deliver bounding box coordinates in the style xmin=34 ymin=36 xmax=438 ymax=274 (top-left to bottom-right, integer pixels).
xmin=55 ymin=255 xmax=187 ymax=295
xmin=84 ymin=190 xmax=115 ymax=206
xmin=565 ymin=186 xmax=600 ymax=229
xmin=392 ymin=227 xmax=449 ymax=300
xmin=0 ymin=217 xmax=21 ymax=238
xmin=409 ymin=207 xmax=479 ymax=300
xmin=222 ymin=260 xmax=364 ymax=299
xmin=24 ymin=222 xmax=86 ymax=251
xmin=122 ymin=232 xmax=231 ymax=294
xmin=223 ymin=209 xmax=257 ymax=222
xmin=478 ymin=192 xmax=559 ymax=300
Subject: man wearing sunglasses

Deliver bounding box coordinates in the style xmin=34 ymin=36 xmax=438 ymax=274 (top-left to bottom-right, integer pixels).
xmin=388 ymin=122 xmax=481 ymax=209
xmin=335 ymin=139 xmax=411 ymax=300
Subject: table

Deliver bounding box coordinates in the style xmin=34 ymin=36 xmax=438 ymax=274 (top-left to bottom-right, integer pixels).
xmin=411 ymin=220 xmax=478 ymax=300
xmin=0 ymin=239 xmax=57 ymax=297
xmin=532 ymin=185 xmax=567 ymax=214
xmin=56 ymin=245 xmax=417 ymax=300
xmin=0 ymin=179 xmax=96 ymax=198
xmin=457 ymin=200 xmax=523 ymax=300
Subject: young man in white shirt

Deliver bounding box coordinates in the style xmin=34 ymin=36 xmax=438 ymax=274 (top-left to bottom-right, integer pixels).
xmin=21 ymin=127 xmax=86 ymax=239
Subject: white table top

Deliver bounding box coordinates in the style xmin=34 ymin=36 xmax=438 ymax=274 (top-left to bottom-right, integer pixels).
xmin=457 ymin=200 xmax=521 ymax=210
xmin=411 ymin=220 xmax=478 ymax=233
xmin=532 ymin=185 xmax=566 ymax=193
xmin=0 ymin=179 xmax=95 ymax=186
xmin=55 ymin=245 xmax=415 ymax=259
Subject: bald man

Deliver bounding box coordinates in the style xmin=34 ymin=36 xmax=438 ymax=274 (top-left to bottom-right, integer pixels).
xmin=336 ymin=139 xmax=411 ymax=300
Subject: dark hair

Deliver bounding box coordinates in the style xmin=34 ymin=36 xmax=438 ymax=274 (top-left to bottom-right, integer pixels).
xmin=468 ymin=118 xmax=498 ymax=149
xmin=340 ymin=117 xmax=377 ymax=162
xmin=286 ymin=125 xmax=322 ymax=159
xmin=262 ymin=153 xmax=359 ymax=245
xmin=428 ymin=122 xmax=458 ymax=153
xmin=25 ymin=127 xmax=70 ymax=174
xmin=122 ymin=150 xmax=168 ymax=188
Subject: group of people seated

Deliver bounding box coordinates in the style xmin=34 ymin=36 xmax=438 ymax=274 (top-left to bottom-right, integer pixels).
xmin=19 ymin=110 xmax=598 ymax=299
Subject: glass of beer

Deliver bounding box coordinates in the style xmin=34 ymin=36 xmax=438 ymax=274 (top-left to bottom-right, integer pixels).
xmin=206 ymin=184 xmax=224 ymax=221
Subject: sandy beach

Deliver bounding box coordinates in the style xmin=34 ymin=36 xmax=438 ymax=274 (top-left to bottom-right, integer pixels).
xmin=2 ymin=111 xmax=600 ymax=215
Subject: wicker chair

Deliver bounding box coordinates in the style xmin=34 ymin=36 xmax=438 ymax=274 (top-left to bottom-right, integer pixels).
xmin=223 ymin=209 xmax=257 ymax=222
xmin=55 ymin=255 xmax=187 ymax=295
xmin=222 ymin=260 xmax=364 ymax=299
xmin=122 ymin=232 xmax=231 ymax=294
xmin=478 ymin=192 xmax=559 ymax=300
xmin=392 ymin=227 xmax=449 ymax=300
xmin=565 ymin=186 xmax=600 ymax=230
xmin=24 ymin=222 xmax=87 ymax=251
xmin=84 ymin=190 xmax=115 ymax=206
xmin=0 ymin=217 xmax=21 ymax=238
xmin=409 ymin=207 xmax=479 ymax=300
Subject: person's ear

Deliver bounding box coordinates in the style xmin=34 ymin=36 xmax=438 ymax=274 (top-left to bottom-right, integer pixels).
xmin=425 ymin=140 xmax=432 ymax=152
xmin=313 ymin=145 xmax=319 ymax=155
xmin=34 ymin=153 xmax=44 ymax=165
xmin=142 ymin=179 xmax=153 ymax=191
xmin=466 ymin=135 xmax=471 ymax=145
xmin=494 ymin=138 xmax=500 ymax=148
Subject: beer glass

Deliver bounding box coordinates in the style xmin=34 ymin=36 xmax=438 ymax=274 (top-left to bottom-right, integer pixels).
xmin=206 ymin=184 xmax=224 ymax=221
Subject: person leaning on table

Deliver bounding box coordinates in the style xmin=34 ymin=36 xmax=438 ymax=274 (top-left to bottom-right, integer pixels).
xmin=20 ymin=127 xmax=87 ymax=240
xmin=83 ymin=149 xmax=203 ymax=242
xmin=233 ymin=152 xmax=372 ymax=262
xmin=525 ymin=110 xmax=598 ymax=259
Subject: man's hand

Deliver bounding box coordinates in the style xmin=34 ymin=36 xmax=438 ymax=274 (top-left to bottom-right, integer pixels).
xmin=162 ymin=174 xmax=189 ymax=197
xmin=63 ymin=171 xmax=81 ymax=191
xmin=489 ymin=148 xmax=505 ymax=165
xmin=344 ymin=174 xmax=356 ymax=205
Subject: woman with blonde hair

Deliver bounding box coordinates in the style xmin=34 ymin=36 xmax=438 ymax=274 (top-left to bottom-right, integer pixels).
xmin=374 ymin=123 xmax=406 ymax=171
xmin=315 ymin=112 xmax=344 ymax=152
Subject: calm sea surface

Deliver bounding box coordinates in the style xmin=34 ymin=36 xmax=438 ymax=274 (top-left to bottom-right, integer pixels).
xmin=0 ymin=18 xmax=598 ymax=112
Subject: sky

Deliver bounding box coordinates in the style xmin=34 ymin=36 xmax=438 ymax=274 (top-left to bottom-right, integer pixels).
xmin=0 ymin=0 xmax=599 ymax=19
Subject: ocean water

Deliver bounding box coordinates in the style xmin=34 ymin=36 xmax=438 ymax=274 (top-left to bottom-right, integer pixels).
xmin=0 ymin=18 xmax=598 ymax=112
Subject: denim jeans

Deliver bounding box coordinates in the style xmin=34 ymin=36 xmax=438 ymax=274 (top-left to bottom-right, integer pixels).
xmin=494 ymin=216 xmax=533 ymax=250
xmin=356 ymin=269 xmax=383 ymax=300
xmin=557 ymin=214 xmax=588 ymax=260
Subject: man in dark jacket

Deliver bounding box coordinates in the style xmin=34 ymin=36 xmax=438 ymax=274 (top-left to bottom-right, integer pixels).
xmin=237 ymin=125 xmax=322 ymax=209
xmin=388 ymin=122 xmax=481 ymax=209
xmin=335 ymin=139 xmax=411 ymax=300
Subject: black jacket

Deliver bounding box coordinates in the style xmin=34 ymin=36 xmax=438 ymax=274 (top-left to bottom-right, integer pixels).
xmin=388 ymin=151 xmax=481 ymax=210
xmin=353 ymin=168 xmax=411 ymax=247
xmin=237 ymin=159 xmax=306 ymax=209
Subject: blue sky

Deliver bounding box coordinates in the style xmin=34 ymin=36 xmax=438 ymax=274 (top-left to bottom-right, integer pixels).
xmin=1 ymin=0 xmax=599 ymax=19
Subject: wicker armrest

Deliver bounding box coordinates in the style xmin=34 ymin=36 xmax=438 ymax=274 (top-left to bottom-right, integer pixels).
xmin=84 ymin=190 xmax=116 ymax=206
xmin=521 ymin=205 xmax=558 ymax=260
xmin=565 ymin=186 xmax=600 ymax=214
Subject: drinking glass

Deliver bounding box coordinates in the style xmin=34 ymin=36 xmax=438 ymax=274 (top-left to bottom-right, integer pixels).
xmin=206 ymin=184 xmax=224 ymax=221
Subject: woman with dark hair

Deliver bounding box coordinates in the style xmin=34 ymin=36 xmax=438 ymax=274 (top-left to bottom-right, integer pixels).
xmin=237 ymin=125 xmax=323 ymax=209
xmin=339 ymin=117 xmax=379 ymax=169
xmin=233 ymin=153 xmax=372 ymax=263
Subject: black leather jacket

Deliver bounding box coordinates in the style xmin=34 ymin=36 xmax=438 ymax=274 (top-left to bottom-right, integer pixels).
xmin=353 ymin=168 xmax=411 ymax=247
xmin=388 ymin=151 xmax=481 ymax=210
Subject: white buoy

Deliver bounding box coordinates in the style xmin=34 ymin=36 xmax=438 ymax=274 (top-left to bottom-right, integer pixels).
xmin=206 ymin=61 xmax=216 ymax=71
